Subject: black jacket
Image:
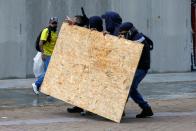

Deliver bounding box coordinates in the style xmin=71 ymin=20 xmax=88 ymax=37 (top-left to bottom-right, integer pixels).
xmin=126 ymin=32 xmax=151 ymax=70
xmin=138 ymin=40 xmax=151 ymax=70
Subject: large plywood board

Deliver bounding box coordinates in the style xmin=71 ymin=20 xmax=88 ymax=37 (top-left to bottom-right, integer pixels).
xmin=41 ymin=23 xmax=143 ymax=122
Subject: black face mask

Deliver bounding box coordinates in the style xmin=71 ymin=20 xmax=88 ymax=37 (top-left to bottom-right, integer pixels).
xmin=49 ymin=26 xmax=57 ymax=32
xmin=125 ymin=27 xmax=138 ymax=40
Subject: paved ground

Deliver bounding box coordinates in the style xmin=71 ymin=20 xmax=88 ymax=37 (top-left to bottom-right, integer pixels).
xmin=0 ymin=98 xmax=196 ymax=131
xmin=0 ymin=72 xmax=196 ymax=131
xmin=1 ymin=72 xmax=196 ymax=89
xmin=0 ymin=81 xmax=196 ymax=109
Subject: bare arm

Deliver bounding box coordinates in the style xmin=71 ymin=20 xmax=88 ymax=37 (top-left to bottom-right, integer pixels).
xmin=39 ymin=40 xmax=45 ymax=53
xmin=39 ymin=40 xmax=47 ymax=60
xmin=65 ymin=16 xmax=76 ymax=25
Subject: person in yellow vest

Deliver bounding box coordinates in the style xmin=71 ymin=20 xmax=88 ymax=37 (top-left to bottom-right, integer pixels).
xmin=32 ymin=17 xmax=58 ymax=95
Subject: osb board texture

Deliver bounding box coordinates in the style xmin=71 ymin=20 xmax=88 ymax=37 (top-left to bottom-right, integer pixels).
xmin=41 ymin=23 xmax=143 ymax=122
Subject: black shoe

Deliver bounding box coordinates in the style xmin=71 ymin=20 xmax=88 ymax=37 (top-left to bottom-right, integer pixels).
xmin=67 ymin=106 xmax=84 ymax=113
xmin=122 ymin=111 xmax=125 ymax=117
xmin=136 ymin=107 xmax=153 ymax=118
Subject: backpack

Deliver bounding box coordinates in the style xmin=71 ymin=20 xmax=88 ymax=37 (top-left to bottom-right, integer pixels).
xmin=35 ymin=27 xmax=51 ymax=52
xmin=143 ymin=35 xmax=153 ymax=51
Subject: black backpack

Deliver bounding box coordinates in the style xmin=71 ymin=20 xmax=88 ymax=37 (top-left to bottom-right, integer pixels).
xmin=143 ymin=35 xmax=153 ymax=51
xmin=35 ymin=27 xmax=51 ymax=52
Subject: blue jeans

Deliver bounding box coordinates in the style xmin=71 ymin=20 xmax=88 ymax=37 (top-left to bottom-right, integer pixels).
xmin=129 ymin=69 xmax=150 ymax=109
xmin=35 ymin=56 xmax=51 ymax=89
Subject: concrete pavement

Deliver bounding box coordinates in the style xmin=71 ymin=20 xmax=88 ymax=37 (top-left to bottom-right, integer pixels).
xmin=0 ymin=72 xmax=196 ymax=109
xmin=0 ymin=98 xmax=196 ymax=131
xmin=0 ymin=72 xmax=196 ymax=130
xmin=1 ymin=72 xmax=196 ymax=89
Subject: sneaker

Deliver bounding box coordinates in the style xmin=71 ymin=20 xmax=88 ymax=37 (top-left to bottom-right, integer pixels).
xmin=32 ymin=83 xmax=39 ymax=95
xmin=67 ymin=106 xmax=84 ymax=113
xmin=136 ymin=107 xmax=153 ymax=118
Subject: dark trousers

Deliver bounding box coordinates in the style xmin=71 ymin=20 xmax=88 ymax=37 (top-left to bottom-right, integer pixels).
xmin=129 ymin=69 xmax=150 ymax=109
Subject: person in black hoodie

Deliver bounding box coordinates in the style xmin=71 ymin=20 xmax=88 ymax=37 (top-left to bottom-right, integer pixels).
xmin=88 ymin=16 xmax=103 ymax=32
xmin=119 ymin=22 xmax=153 ymax=118
xmin=67 ymin=16 xmax=103 ymax=114
xmin=101 ymin=11 xmax=122 ymax=36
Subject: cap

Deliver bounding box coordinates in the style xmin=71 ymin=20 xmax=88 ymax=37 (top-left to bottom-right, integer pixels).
xmin=119 ymin=22 xmax=134 ymax=32
xmin=49 ymin=17 xmax=58 ymax=23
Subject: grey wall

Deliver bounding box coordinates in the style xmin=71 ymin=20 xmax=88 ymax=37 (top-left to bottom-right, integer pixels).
xmin=149 ymin=0 xmax=192 ymax=73
xmin=0 ymin=0 xmax=192 ymax=79
xmin=0 ymin=0 xmax=27 ymax=79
